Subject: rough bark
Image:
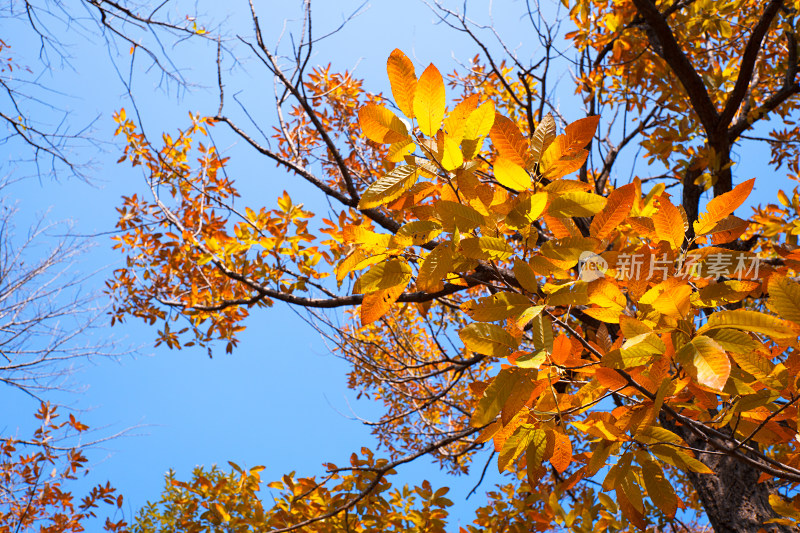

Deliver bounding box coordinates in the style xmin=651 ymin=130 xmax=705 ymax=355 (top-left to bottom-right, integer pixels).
xmin=673 ymin=424 xmax=794 ymax=533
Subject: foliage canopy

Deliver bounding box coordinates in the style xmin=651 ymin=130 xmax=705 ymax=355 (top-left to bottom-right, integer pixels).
xmin=102 ymin=0 xmax=800 ymax=531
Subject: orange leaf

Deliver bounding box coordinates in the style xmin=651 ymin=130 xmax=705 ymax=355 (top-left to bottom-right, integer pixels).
xmin=550 ymin=430 xmax=573 ymax=473
xmin=694 ymin=178 xmax=755 ymax=235
xmin=358 ymin=104 xmax=408 ymax=143
xmin=595 ymin=367 xmax=629 ymax=389
xmin=413 ymin=64 xmax=446 ymax=136
xmin=489 ymin=114 xmax=529 ymax=167
xmin=386 ymin=49 xmax=417 ymax=118
xmin=539 ymin=138 xmax=588 ymax=180
xmin=590 ymin=183 xmax=636 ymax=239
xmin=563 ymin=115 xmax=600 ymax=154
xmin=652 ymin=194 xmax=686 ymax=250
xmin=707 ymin=215 xmax=749 ymax=245
xmin=361 ymin=285 xmax=405 ymax=326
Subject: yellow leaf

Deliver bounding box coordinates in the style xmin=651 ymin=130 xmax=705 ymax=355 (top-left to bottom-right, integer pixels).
xmin=676 ymin=335 xmax=731 ymax=391
xmin=651 ymin=283 xmax=692 ymax=318
xmin=459 ymin=236 xmax=513 ymax=261
xmin=516 ymin=305 xmax=545 ymax=329
xmin=463 ymin=100 xmax=495 ymax=140
xmin=493 ymin=157 xmax=532 ymax=191
xmin=353 ymin=258 xmax=411 ymax=294
xmin=386 ymin=137 xmax=415 ymax=162
xmin=650 ymin=446 xmax=713 ymax=474
xmin=640 ymin=458 xmax=678 ymax=519
xmin=694 ymin=178 xmax=755 ymax=235
xmin=386 ymin=49 xmax=417 ymax=118
xmin=461 ymin=292 xmax=531 ymax=322
xmin=444 ymin=94 xmax=479 ymax=143
xmin=499 ymin=424 xmax=539 ymax=471
xmin=505 ymin=193 xmax=548 ymax=229
xmin=530 ymin=313 xmax=554 ymax=353
xmin=460 ymin=322 xmax=519 ymax=357
xmin=697 ymin=309 xmax=795 ymax=339
xmin=358 ymin=165 xmax=418 ymax=209
xmin=435 ymin=200 xmax=486 ymax=232
xmin=526 ymin=428 xmax=550 ymax=482
xmin=472 ymin=368 xmax=526 ymax=426
xmin=590 ymin=183 xmax=636 ymax=239
xmin=540 ymin=236 xmax=600 ymax=269
xmin=769 ymin=494 xmax=800 ymax=520
xmin=547 ymin=191 xmax=607 ymax=217
xmin=358 ymin=104 xmax=409 ymax=143
xmin=546 ymin=282 xmax=589 ymax=307
xmin=414 ymin=63 xmax=446 ymax=136
xmin=768 ymin=275 xmax=800 ymax=324
xmin=335 ymin=249 xmax=385 ymax=282
xmin=694 ymin=280 xmax=759 ymax=307
xmin=513 ymin=258 xmax=539 ymax=293
xmin=707 ymin=215 xmax=749 ymax=245
xmin=417 ymin=242 xmax=454 ymax=292
xmin=489 ymin=113 xmax=529 ymax=167
xmin=213 ymin=503 xmax=231 ymax=522
xmin=440 ymin=133 xmax=464 ymax=170
xmin=539 ymin=139 xmax=588 ymax=180
xmin=390 ymin=220 xmax=442 ymax=248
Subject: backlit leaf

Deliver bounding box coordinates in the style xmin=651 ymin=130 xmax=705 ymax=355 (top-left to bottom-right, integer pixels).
xmin=459 ymin=322 xmax=520 ymax=357
xmin=590 ymin=183 xmax=635 ymax=239
xmin=513 ymin=258 xmax=539 ymax=293
xmin=459 ymin=236 xmax=513 ymax=261
xmin=493 ymin=157 xmax=532 ymax=191
xmin=505 ymin=193 xmax=548 ymax=228
xmin=547 ymin=191 xmax=607 ymax=217
xmin=436 ymin=200 xmax=486 ymax=232
xmin=768 ymin=275 xmax=800 ymax=324
xmin=530 ymin=313 xmax=554 ymax=353
xmin=361 ymin=284 xmax=405 ymax=326
xmin=676 ymin=335 xmax=730 ymax=391
xmin=694 ymin=178 xmax=755 ymax=235
xmin=529 ymin=113 xmax=556 ymax=168
xmin=417 ymin=242 xmax=454 ymax=292
xmin=391 ymin=220 xmax=443 ymax=247
xmin=414 ymin=64 xmax=446 ymax=136
xmin=386 ymin=49 xmax=417 ymax=118
xmin=353 ymin=259 xmax=411 ymax=294
xmin=490 ymin=113 xmax=529 ymax=167
xmin=461 ymin=292 xmax=531 ymax=322
xmin=697 ymin=310 xmax=795 ymax=339
xmin=550 ymin=430 xmax=573 ymax=473
xmin=358 ymin=165 xmax=418 ymax=209
xmin=499 ymin=425 xmax=538 ymax=471
xmin=471 ymin=368 xmax=522 ymax=426
xmin=444 ymin=94 xmax=479 ymax=143
xmin=358 ymin=104 xmax=409 ymax=143
xmin=652 ymin=194 xmax=686 ymax=250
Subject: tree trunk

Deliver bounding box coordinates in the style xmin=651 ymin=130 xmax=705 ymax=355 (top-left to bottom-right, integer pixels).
xmin=675 ymin=424 xmax=794 ymax=533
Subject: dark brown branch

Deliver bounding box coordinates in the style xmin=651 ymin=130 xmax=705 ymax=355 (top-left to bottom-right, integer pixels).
xmin=718 ymin=0 xmax=784 ymax=128
xmin=631 ymin=0 xmax=720 ymax=135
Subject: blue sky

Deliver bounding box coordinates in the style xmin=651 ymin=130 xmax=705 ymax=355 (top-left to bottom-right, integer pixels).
xmin=3 ymin=0 xmax=551 ymax=526
xmin=2 ymin=0 xmax=785 ymax=528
